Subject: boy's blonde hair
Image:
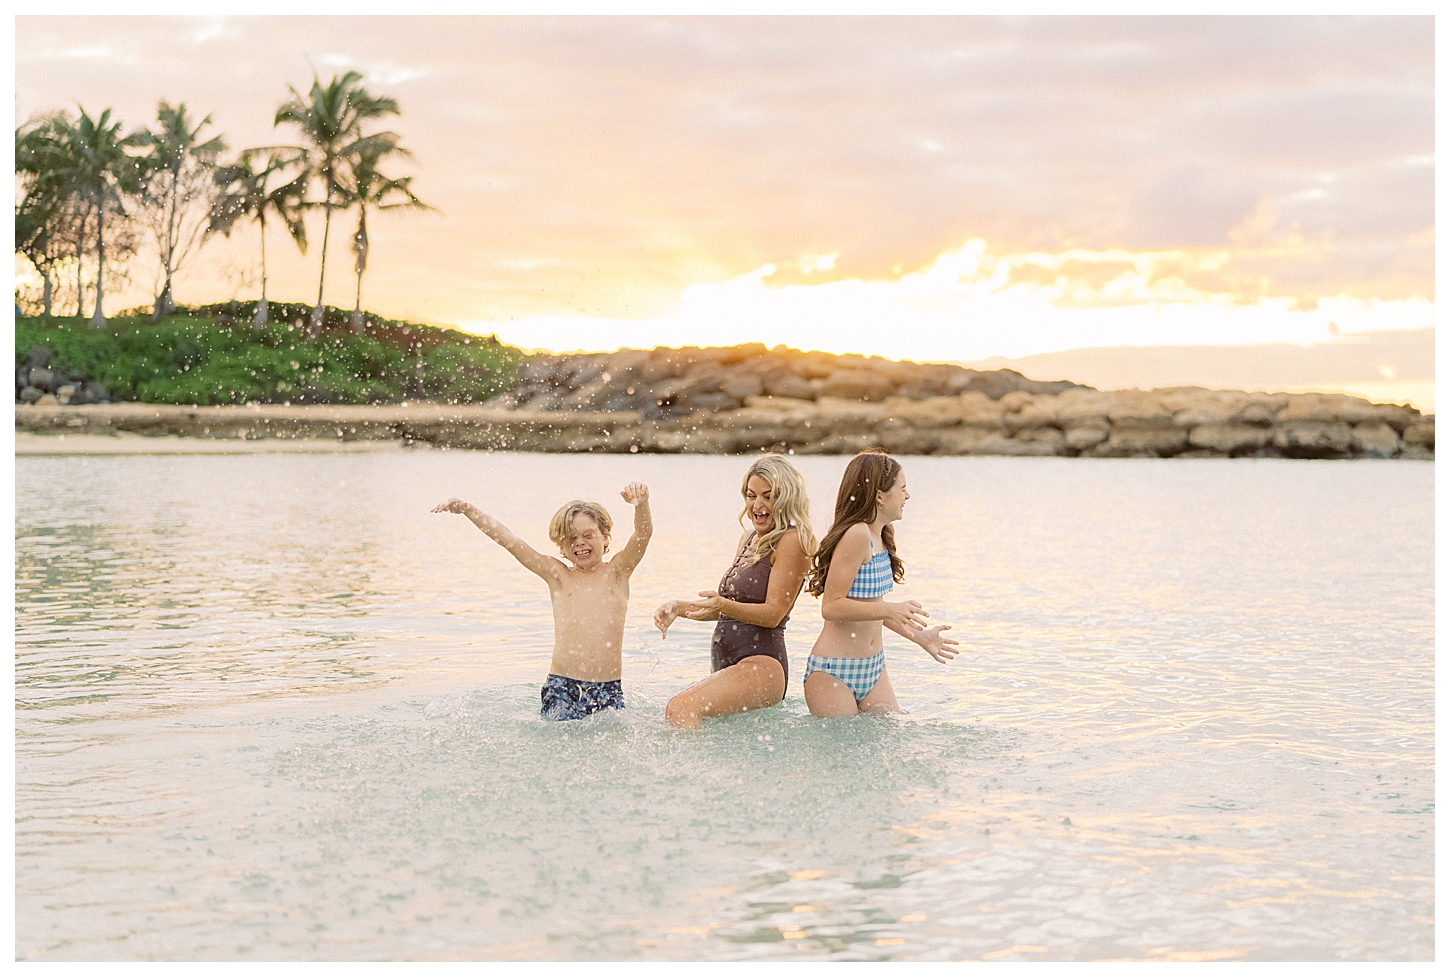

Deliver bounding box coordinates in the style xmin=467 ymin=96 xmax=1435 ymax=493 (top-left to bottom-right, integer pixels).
xmin=739 ymin=453 xmax=818 ymax=563
xmin=549 ymin=500 xmax=613 ymax=552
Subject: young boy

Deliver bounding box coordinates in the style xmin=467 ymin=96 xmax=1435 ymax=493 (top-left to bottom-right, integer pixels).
xmin=432 ymin=483 xmax=652 ymax=721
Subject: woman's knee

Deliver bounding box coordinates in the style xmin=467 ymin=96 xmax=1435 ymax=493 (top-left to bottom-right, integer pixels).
xmin=664 ymin=693 xmax=693 ymax=725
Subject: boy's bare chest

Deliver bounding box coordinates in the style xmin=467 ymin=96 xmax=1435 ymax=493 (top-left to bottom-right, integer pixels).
xmin=555 ymin=569 xmax=627 ymax=606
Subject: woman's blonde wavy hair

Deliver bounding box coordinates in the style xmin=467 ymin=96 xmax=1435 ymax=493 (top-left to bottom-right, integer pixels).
xmin=738 ymin=453 xmax=818 ymax=563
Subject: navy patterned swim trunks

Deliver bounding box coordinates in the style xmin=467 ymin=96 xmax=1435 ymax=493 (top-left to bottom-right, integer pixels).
xmin=540 ymin=673 xmax=625 ymax=722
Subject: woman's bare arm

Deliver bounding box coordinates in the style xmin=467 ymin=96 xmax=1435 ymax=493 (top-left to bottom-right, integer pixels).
xmin=652 ymin=529 xmax=752 ymax=636
xmin=689 ymin=530 xmax=809 ymax=628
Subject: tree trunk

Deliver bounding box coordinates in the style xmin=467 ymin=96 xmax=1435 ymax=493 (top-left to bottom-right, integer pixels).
xmin=309 ymin=199 xmax=332 ymax=340
xmin=351 ymin=206 xmax=367 ymax=335
xmin=89 ymin=201 xmax=107 ymax=329
xmin=41 ymin=268 xmax=52 ymax=317
xmin=351 ymin=263 xmax=364 ymax=335
xmin=253 ymin=214 xmax=269 ymax=329
xmin=74 ymin=208 xmax=87 ymax=316
xmin=75 ymin=207 xmax=89 ymax=317
xmin=151 ymin=282 xmax=172 ymax=324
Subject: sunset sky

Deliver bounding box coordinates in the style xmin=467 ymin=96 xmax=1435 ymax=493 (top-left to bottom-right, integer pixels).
xmin=13 ymin=15 xmax=1436 ymax=376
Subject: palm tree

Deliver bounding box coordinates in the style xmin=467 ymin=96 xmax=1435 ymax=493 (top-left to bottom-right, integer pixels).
xmin=15 ymin=114 xmax=80 ymax=316
xmin=210 ymin=151 xmax=309 ymax=327
xmin=345 ymin=144 xmax=433 ymax=334
xmin=57 ymin=107 xmax=147 ymax=328
xmin=273 ymin=71 xmax=401 ymax=338
xmin=136 ymin=102 xmax=226 ymax=322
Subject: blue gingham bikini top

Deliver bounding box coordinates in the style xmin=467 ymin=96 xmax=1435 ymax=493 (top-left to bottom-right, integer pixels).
xmin=846 ymin=536 xmax=894 ymax=598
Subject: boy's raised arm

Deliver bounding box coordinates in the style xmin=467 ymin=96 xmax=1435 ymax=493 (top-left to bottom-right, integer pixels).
xmin=610 ymin=482 xmax=653 ymax=573
xmin=432 ymin=498 xmax=560 ymax=581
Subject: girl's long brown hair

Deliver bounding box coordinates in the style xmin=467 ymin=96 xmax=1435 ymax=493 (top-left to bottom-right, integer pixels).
xmin=806 ymin=450 xmax=905 ymax=597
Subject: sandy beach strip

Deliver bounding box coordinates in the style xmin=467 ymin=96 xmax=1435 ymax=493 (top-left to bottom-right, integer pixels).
xmin=15 ymin=431 xmax=427 ymax=456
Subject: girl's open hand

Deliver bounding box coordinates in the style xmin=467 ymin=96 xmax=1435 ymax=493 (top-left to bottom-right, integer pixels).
xmin=432 ymin=498 xmax=473 ymax=515
xmin=883 ymin=599 xmax=928 ymax=632
xmin=915 ymin=624 xmax=959 ymax=663
xmin=621 ymin=482 xmax=649 ymax=505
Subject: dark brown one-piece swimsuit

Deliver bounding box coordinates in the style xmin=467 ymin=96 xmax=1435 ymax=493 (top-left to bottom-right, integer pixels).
xmin=711 ymin=532 xmax=792 ymax=685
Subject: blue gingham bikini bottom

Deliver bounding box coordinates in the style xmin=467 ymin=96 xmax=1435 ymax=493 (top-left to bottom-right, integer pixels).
xmin=804 ymin=651 xmax=885 ymax=702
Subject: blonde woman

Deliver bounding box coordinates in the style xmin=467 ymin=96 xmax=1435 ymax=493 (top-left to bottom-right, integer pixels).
xmin=655 ymin=454 xmax=818 ymax=729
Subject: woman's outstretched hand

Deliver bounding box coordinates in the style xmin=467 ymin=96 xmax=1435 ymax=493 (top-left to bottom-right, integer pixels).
xmin=654 ymin=598 xmax=713 ymax=636
xmin=692 ymin=590 xmax=728 ymax=615
xmin=432 ymin=498 xmax=474 ymax=515
xmin=915 ymin=624 xmax=960 ymax=663
xmin=653 ymin=600 xmax=680 ymax=637
xmin=883 ymin=599 xmax=928 ymax=632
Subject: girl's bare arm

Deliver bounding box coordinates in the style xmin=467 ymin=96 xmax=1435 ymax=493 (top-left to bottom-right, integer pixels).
xmin=885 ymin=620 xmax=960 ymax=663
xmin=819 ymin=524 xmax=927 ymax=630
xmin=432 ymin=498 xmax=560 ymax=582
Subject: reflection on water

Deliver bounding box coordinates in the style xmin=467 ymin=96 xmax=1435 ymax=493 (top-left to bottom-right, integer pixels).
xmin=14 ymin=452 xmax=1433 ymax=960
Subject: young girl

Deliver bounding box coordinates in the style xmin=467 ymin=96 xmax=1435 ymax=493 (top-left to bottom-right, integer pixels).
xmin=803 ymin=450 xmax=958 ymax=716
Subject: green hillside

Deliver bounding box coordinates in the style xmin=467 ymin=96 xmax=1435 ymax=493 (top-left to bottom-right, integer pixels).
xmin=15 ymin=302 xmax=525 ymax=406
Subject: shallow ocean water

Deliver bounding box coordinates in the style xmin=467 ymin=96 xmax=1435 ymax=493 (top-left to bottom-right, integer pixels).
xmin=13 ymin=450 xmax=1434 ymax=960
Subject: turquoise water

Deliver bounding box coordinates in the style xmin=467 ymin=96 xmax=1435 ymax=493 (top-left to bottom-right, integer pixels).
xmin=13 ymin=450 xmax=1434 ymax=960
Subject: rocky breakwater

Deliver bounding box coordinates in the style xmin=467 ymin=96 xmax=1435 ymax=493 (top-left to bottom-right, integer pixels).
xmin=15 ymin=345 xmax=120 ymax=406
xmin=738 ymin=387 xmax=1433 ymax=459
xmin=485 ymin=344 xmax=1085 ymax=417
xmin=14 ymin=343 xmax=1433 ymax=459
xmin=475 ymin=345 xmax=1431 ymax=459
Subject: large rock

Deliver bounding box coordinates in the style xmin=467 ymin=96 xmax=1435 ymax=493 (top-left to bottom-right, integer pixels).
xmin=1275 ymin=392 xmax=1420 ymax=431
xmin=761 ymin=371 xmax=815 ymax=399
xmin=1089 ymin=426 xmax=1189 ymax=457
xmin=812 ymin=396 xmax=886 ymax=432
xmin=718 ymin=371 xmax=765 ymax=400
xmin=956 ymin=391 xmax=1007 ymax=428
xmin=1010 ymin=427 xmax=1067 ymax=455
xmin=1273 ymin=421 xmax=1355 ymax=458
xmin=1106 ymin=391 xmax=1174 ymax=428
xmin=813 ymin=368 xmax=897 ymax=402
xmin=1352 ymin=422 xmax=1401 ymax=458
xmin=1055 ymin=389 xmax=1119 ymax=430
xmin=874 ymin=420 xmax=944 ymax=455
xmin=1402 ymin=421 xmax=1434 ymax=448
xmin=934 ymin=427 xmax=1005 ymax=454
xmin=1064 ymin=424 xmax=1110 ymax=451
xmin=1002 ymin=394 xmax=1059 ymax=432
xmin=1188 ymin=423 xmax=1272 ymax=455
xmin=878 ymin=397 xmax=964 ymax=429
xmin=794 ymin=430 xmax=880 ymax=455
xmin=27 ymin=367 xmax=57 ymax=392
